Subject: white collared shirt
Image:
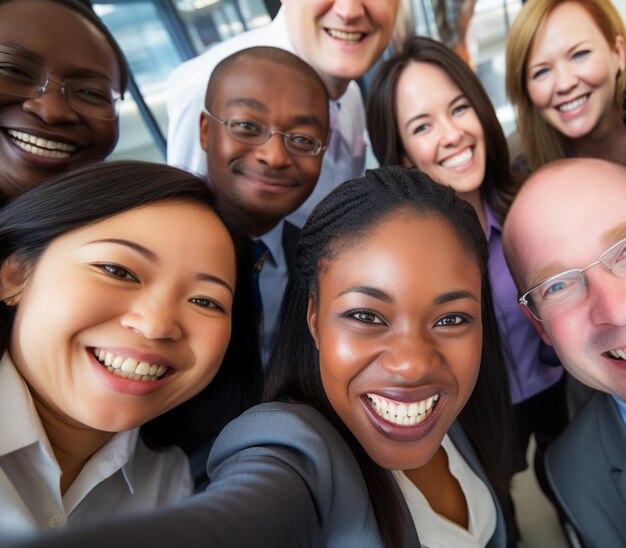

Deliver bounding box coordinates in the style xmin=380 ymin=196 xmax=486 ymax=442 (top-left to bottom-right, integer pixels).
xmin=0 ymin=354 xmax=192 ymax=541
xmin=166 ymin=8 xmax=367 ymax=227
xmin=393 ymin=435 xmax=496 ymax=548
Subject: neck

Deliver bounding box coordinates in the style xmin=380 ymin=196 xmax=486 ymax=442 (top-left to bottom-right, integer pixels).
xmin=403 ymin=446 xmax=469 ymax=529
xmin=457 ymin=189 xmax=487 ymax=233
xmin=32 ymin=394 xmax=113 ymax=495
xmin=571 ymin=108 xmax=626 ymax=165
xmin=322 ymin=74 xmax=350 ymax=101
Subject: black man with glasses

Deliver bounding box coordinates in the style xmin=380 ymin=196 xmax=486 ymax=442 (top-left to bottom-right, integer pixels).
xmin=503 ymin=158 xmax=626 ymax=548
xmin=200 ymin=47 xmax=329 ymax=365
xmin=0 ymin=0 xmax=128 ymax=201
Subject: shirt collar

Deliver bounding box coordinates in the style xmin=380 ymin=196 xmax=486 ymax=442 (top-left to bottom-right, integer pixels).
xmin=256 ymin=220 xmax=286 ymax=268
xmin=0 ymin=353 xmax=50 ymax=459
xmin=0 ymin=353 xmax=140 ymax=494
xmin=484 ymin=201 xmax=501 ymax=242
xmin=612 ymin=395 xmax=626 ymax=427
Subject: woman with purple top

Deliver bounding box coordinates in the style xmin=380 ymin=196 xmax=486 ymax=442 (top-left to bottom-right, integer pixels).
xmin=366 ymin=35 xmax=569 ymax=543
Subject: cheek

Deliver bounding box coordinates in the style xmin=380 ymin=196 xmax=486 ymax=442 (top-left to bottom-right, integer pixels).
xmin=84 ymin=119 xmax=119 ymax=159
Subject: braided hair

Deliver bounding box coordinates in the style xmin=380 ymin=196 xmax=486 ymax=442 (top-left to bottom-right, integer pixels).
xmin=265 ymin=165 xmax=512 ymax=547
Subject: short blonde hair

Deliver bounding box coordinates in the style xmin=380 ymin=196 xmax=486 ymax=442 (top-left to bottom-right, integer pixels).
xmin=506 ymin=0 xmax=626 ymax=171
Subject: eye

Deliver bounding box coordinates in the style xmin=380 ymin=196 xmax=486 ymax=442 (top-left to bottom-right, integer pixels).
xmin=451 ymin=103 xmax=471 ymax=116
xmin=411 ymin=123 xmax=430 ymax=135
xmin=540 ymin=277 xmax=579 ymax=300
xmin=95 ymin=263 xmax=138 ymax=282
xmin=189 ymin=296 xmax=226 ymax=312
xmin=230 ymin=119 xmax=263 ymax=136
xmin=288 ymin=133 xmax=317 ymax=151
xmin=343 ymin=309 xmax=386 ymax=325
xmin=572 ymin=49 xmax=591 ymax=61
xmin=434 ymin=313 xmax=471 ymax=327
xmin=72 ymin=83 xmax=113 ymax=105
xmin=530 ymin=67 xmax=550 ymax=80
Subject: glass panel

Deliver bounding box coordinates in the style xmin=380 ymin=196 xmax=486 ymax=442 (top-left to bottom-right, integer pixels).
xmin=93 ymin=1 xmax=183 ymax=160
xmin=174 ymin=0 xmax=270 ymax=52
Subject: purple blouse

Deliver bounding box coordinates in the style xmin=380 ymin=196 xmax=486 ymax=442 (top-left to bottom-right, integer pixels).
xmin=486 ymin=204 xmax=563 ymax=404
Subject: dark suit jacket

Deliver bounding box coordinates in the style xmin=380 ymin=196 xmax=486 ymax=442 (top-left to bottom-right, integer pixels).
xmin=546 ymin=392 xmax=626 ymax=548
xmin=281 ymin=220 xmax=300 ymax=275
xmin=19 ymin=402 xmax=507 ymax=548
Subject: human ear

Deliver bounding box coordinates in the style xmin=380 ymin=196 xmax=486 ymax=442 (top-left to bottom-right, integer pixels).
xmin=0 ymin=255 xmax=29 ymax=306
xmin=199 ymin=111 xmax=210 ymax=152
xmin=519 ymin=303 xmax=553 ymax=346
xmin=306 ymin=294 xmax=320 ymax=350
xmin=613 ymin=35 xmax=625 ymax=74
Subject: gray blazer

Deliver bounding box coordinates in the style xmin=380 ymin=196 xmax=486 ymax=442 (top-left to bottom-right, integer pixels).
xmin=546 ymin=392 xmax=626 ymax=548
xmin=16 ymin=402 xmax=506 ymax=547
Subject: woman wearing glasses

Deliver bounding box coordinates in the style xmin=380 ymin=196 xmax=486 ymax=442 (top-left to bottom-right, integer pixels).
xmin=0 ymin=0 xmax=128 ymax=201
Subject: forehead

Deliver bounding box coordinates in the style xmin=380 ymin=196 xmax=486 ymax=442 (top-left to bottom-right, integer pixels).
xmin=211 ymin=59 xmax=327 ymax=117
xmin=0 ymin=0 xmax=119 ymax=81
xmin=320 ymin=212 xmax=481 ymax=293
xmin=396 ymin=62 xmax=461 ymax=108
xmin=531 ymin=1 xmax=607 ymax=56
xmin=512 ymin=169 xmax=626 ymax=287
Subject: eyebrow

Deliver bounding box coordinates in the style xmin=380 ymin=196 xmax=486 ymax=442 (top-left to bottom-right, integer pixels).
xmin=433 ymin=290 xmax=478 ymax=305
xmin=338 ymin=286 xmax=478 ymax=305
xmin=404 ymin=93 xmax=466 ymax=130
xmin=85 ymin=239 xmax=234 ymax=294
xmin=0 ymin=42 xmax=43 ymax=63
xmin=224 ymin=99 xmax=325 ymax=131
xmin=526 ymin=224 xmax=626 ymax=288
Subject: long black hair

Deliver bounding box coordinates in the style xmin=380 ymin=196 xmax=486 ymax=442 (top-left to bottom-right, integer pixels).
xmin=0 ymin=160 xmax=261 ymax=449
xmin=265 ymin=166 xmax=512 ymax=547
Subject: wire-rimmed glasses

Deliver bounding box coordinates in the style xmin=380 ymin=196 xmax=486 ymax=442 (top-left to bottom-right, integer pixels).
xmin=519 ymin=237 xmax=626 ymax=321
xmin=0 ymin=49 xmax=122 ymax=120
xmin=203 ymin=109 xmax=326 ymax=156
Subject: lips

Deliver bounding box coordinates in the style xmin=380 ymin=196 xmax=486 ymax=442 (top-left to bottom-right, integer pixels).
xmin=606 ymin=347 xmax=626 ymax=360
xmin=556 ymin=94 xmax=589 ymax=113
xmin=7 ymin=128 xmax=77 ymax=159
xmin=366 ymin=392 xmax=440 ymax=426
xmin=440 ymin=147 xmax=473 ymax=169
xmin=92 ymin=347 xmax=170 ymax=382
xmin=326 ymin=28 xmax=365 ymax=43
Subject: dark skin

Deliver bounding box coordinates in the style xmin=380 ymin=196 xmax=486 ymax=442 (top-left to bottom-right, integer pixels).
xmin=200 ymin=57 xmax=328 ymax=238
xmin=0 ymin=0 xmax=121 ymax=198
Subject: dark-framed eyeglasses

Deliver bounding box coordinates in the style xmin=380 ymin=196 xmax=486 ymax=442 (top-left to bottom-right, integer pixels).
xmin=0 ymin=49 xmax=122 ymax=120
xmin=519 ymin=237 xmax=626 ymax=321
xmin=203 ymin=109 xmax=326 ymax=156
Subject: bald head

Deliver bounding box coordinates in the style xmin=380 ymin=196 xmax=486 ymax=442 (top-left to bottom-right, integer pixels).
xmin=503 ymin=158 xmax=626 ymax=293
xmin=503 ymin=158 xmax=626 ymax=398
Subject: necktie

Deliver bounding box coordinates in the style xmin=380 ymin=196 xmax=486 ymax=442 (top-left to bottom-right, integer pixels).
xmin=252 ymin=240 xmax=269 ymax=340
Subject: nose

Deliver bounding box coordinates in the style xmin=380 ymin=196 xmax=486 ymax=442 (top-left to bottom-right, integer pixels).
xmin=554 ymin=62 xmax=578 ymax=95
xmin=254 ymin=132 xmax=292 ymax=169
xmin=120 ymin=295 xmax=183 ymax=341
xmin=587 ymin=268 xmax=626 ymax=327
xmin=378 ymin=331 xmax=439 ymax=381
xmin=21 ymin=81 xmax=80 ymax=124
xmin=332 ymin=0 xmax=366 ymax=21
xmin=439 ymin=116 xmax=463 ymax=147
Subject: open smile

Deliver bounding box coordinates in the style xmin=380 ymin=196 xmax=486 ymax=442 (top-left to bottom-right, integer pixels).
xmin=7 ymin=129 xmax=77 ymax=159
xmin=440 ymin=147 xmax=473 ymax=169
xmin=556 ymin=94 xmax=589 ymax=113
xmin=606 ymin=346 xmax=626 ymax=360
xmin=93 ymin=348 xmax=170 ymax=382
xmin=366 ymin=392 xmax=440 ymax=426
xmin=325 ymin=28 xmax=365 ymax=43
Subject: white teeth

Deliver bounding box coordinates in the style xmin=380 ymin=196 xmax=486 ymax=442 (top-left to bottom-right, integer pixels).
xmin=608 ymin=348 xmax=626 ymax=360
xmin=367 ymin=393 xmax=440 ymax=427
xmin=558 ymin=95 xmax=588 ymax=112
xmin=92 ymin=348 xmax=169 ymax=382
xmin=7 ymin=129 xmax=76 ymax=159
xmin=327 ymin=28 xmax=364 ymax=42
xmin=441 ymin=147 xmax=473 ymax=168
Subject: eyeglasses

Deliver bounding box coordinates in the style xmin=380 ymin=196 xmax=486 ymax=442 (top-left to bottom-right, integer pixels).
xmin=203 ymin=109 xmax=326 ymax=156
xmin=519 ymin=237 xmax=626 ymax=321
xmin=0 ymin=50 xmax=122 ymax=120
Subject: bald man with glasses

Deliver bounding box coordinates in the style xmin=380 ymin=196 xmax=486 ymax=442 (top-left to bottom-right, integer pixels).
xmin=503 ymin=158 xmax=626 ymax=548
